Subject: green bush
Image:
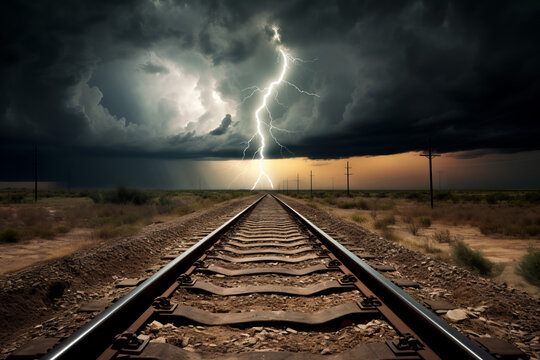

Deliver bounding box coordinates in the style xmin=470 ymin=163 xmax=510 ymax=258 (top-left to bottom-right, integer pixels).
xmin=516 ymin=250 xmax=540 ymax=286
xmin=452 ymin=241 xmax=496 ymax=276
xmin=0 ymin=228 xmax=20 ymax=243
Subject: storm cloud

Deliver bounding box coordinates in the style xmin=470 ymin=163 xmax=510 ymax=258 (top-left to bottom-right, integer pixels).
xmin=210 ymin=114 xmax=233 ymax=136
xmin=1 ymin=0 xmax=539 ymax=167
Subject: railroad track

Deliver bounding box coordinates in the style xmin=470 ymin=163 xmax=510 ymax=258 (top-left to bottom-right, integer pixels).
xmin=10 ymin=195 xmax=517 ymax=359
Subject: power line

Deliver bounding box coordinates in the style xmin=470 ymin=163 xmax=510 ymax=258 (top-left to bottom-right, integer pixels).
xmin=310 ymin=171 xmax=313 ymax=198
xmin=420 ymin=139 xmax=441 ymax=209
xmin=345 ymin=161 xmax=352 ymax=197
xmin=34 ymin=144 xmax=38 ymax=202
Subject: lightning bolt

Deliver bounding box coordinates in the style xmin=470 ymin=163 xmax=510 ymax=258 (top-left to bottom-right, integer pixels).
xmin=243 ymin=26 xmax=318 ymax=190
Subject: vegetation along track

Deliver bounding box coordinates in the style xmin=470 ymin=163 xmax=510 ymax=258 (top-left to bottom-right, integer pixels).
xmin=10 ymin=195 xmax=525 ymax=359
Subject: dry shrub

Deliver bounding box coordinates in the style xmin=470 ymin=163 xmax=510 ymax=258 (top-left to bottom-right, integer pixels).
xmin=0 ymin=228 xmax=20 ymax=243
xmin=306 ymin=201 xmax=319 ymax=209
xmin=382 ymin=229 xmax=400 ymax=242
xmin=421 ymin=239 xmax=442 ymax=253
xmin=433 ymin=230 xmax=453 ymax=243
xmin=417 ymin=216 xmax=432 ymax=227
xmin=374 ymin=215 xmax=395 ymax=230
xmin=350 ymin=214 xmax=367 ymax=223
xmin=17 ymin=207 xmax=50 ymax=227
xmin=516 ymin=249 xmax=540 ymax=287
xmin=408 ymin=222 xmax=420 ymax=236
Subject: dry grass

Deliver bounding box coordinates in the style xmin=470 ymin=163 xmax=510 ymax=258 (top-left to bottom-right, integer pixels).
xmin=350 ymin=214 xmax=367 ymax=223
xmin=400 ymin=203 xmax=540 ymax=239
xmin=374 ymin=215 xmax=395 ymax=230
xmin=0 ymin=190 xmax=251 ymax=243
xmin=407 ymin=222 xmax=420 ymax=236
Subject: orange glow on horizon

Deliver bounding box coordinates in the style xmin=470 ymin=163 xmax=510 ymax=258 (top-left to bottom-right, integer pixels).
xmin=197 ymin=150 xmax=540 ymax=190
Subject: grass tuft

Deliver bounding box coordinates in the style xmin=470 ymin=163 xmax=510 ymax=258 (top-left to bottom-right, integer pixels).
xmin=350 ymin=214 xmax=367 ymax=223
xmin=516 ymin=249 xmax=540 ymax=287
xmin=433 ymin=229 xmax=453 ymax=243
xmin=421 ymin=239 xmax=442 ymax=253
xmin=306 ymin=201 xmax=319 ymax=209
xmin=408 ymin=221 xmax=420 ymax=236
xmin=374 ymin=215 xmax=395 ymax=230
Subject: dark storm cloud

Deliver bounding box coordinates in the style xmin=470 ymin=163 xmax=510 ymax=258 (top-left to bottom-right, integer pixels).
xmin=209 ymin=114 xmax=232 ymax=135
xmin=1 ymin=0 xmax=540 ymax=170
xmin=138 ymin=61 xmax=169 ymax=74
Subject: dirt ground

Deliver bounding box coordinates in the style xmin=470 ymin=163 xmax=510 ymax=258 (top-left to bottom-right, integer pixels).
xmin=0 ymin=213 xmax=194 ymax=275
xmin=0 ymin=229 xmax=96 ymax=274
xmin=307 ymin=201 xmax=540 ymax=297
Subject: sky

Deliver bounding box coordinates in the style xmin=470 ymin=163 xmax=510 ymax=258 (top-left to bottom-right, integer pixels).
xmin=1 ymin=1 xmax=539 ymax=189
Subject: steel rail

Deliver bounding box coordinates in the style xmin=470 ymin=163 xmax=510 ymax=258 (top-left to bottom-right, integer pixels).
xmin=42 ymin=195 xmax=265 ymax=360
xmin=273 ymin=194 xmax=495 ymax=360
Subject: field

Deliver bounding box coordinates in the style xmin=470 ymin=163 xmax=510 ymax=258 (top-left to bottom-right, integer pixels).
xmin=0 ymin=188 xmax=251 ymax=274
xmin=285 ymin=190 xmax=540 ymax=296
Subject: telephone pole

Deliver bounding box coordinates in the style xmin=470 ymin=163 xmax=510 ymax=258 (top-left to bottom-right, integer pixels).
xmin=345 ymin=161 xmax=352 ymax=197
xmin=420 ymin=139 xmax=440 ymax=209
xmin=34 ymin=144 xmax=38 ymax=202
xmin=286 ymin=178 xmax=288 ymax=195
xmin=310 ymin=171 xmax=313 ymax=198
xmin=296 ymin=174 xmax=299 ymax=193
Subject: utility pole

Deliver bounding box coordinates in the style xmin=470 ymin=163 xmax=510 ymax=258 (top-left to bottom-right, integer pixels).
xmin=420 ymin=139 xmax=440 ymax=209
xmin=286 ymin=178 xmax=288 ymax=195
xmin=345 ymin=161 xmax=352 ymax=197
xmin=34 ymin=144 xmax=38 ymax=202
xmin=310 ymin=171 xmax=313 ymax=198
xmin=296 ymin=174 xmax=299 ymax=193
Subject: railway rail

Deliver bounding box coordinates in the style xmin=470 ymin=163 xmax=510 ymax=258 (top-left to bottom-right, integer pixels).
xmin=9 ymin=194 xmax=523 ymax=359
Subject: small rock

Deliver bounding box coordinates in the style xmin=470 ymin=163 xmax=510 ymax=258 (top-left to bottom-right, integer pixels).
xmin=181 ymin=337 xmax=190 ymax=347
xmin=150 ymin=320 xmax=164 ymax=329
xmin=445 ymin=309 xmax=468 ymax=322
xmin=150 ymin=337 xmax=166 ymax=343
xmin=321 ymin=348 xmax=332 ymax=355
xmin=137 ymin=334 xmax=150 ymax=342
xmin=286 ymin=327 xmax=297 ymax=334
xmin=247 ymin=337 xmax=258 ymax=345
